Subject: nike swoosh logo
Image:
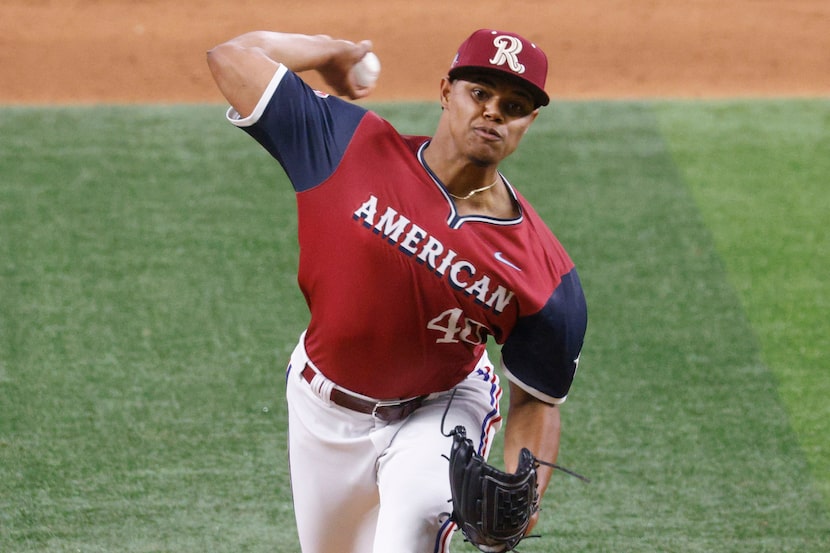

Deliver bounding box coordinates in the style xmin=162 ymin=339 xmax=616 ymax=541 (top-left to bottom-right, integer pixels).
xmin=494 ymin=251 xmax=522 ymax=271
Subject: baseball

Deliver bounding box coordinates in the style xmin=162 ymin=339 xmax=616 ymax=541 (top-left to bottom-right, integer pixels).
xmin=353 ymin=52 xmax=381 ymax=87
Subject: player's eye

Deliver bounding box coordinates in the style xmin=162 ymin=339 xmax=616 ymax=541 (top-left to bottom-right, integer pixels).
xmin=471 ymin=88 xmax=490 ymax=102
xmin=504 ymin=101 xmax=532 ymax=118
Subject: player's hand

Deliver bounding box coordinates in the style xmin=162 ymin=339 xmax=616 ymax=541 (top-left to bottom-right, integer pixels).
xmin=318 ymin=38 xmax=375 ymax=100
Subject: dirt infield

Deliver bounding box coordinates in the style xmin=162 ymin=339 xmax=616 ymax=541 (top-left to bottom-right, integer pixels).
xmin=2 ymin=0 xmax=829 ymax=104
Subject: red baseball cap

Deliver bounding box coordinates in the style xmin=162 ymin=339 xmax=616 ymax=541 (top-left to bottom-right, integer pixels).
xmin=448 ymin=29 xmax=550 ymax=107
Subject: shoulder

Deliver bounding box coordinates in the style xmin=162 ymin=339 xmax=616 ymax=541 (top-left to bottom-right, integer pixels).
xmin=499 ymin=190 xmax=588 ymax=403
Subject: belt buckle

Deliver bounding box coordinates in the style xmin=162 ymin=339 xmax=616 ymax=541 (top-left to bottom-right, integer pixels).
xmin=372 ymin=399 xmax=407 ymax=422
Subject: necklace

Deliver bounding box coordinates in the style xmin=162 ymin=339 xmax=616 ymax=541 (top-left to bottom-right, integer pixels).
xmin=448 ymin=177 xmax=500 ymax=200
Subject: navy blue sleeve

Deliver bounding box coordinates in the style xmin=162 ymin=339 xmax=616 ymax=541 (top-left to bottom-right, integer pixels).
xmin=241 ymin=71 xmax=368 ymax=192
xmin=501 ymin=268 xmax=587 ymax=403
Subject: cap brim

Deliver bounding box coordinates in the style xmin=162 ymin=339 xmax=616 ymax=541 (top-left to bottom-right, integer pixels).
xmin=449 ymin=66 xmax=550 ymax=108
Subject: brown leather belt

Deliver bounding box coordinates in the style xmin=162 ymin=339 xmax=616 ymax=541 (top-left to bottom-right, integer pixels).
xmin=300 ymin=365 xmax=426 ymax=422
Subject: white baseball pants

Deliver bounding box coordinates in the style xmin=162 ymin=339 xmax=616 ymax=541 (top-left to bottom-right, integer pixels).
xmin=284 ymin=337 xmax=503 ymax=553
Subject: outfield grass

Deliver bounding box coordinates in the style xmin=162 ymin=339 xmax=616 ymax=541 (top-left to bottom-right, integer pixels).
xmin=656 ymin=100 xmax=830 ymax=503
xmin=1 ymin=101 xmax=827 ymax=552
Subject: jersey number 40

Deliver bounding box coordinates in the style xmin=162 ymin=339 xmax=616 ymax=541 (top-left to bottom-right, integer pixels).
xmin=427 ymin=308 xmax=488 ymax=345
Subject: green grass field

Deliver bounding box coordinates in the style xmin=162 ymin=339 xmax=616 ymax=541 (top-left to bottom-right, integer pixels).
xmin=1 ymin=100 xmax=827 ymax=552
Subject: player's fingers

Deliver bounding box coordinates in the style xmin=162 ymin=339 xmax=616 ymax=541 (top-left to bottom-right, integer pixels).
xmin=340 ymin=41 xmax=376 ymax=99
xmin=350 ymin=84 xmax=375 ymax=100
xmin=354 ymin=40 xmax=374 ymax=62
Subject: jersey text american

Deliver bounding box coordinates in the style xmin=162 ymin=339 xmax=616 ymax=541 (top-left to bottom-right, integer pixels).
xmin=353 ymin=195 xmax=516 ymax=314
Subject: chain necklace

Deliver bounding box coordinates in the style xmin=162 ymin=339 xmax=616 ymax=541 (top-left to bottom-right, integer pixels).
xmin=448 ymin=177 xmax=500 ymax=200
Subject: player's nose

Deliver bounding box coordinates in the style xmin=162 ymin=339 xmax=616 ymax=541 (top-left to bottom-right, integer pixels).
xmin=482 ymin=97 xmax=504 ymax=122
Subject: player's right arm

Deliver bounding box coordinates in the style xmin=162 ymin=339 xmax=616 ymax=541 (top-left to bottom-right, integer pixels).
xmin=207 ymin=32 xmax=374 ymax=118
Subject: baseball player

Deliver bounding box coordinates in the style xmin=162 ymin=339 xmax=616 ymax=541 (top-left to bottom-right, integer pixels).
xmin=207 ymin=28 xmax=587 ymax=553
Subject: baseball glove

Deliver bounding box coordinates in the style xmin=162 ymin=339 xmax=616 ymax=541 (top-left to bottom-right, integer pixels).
xmin=447 ymin=425 xmax=539 ymax=553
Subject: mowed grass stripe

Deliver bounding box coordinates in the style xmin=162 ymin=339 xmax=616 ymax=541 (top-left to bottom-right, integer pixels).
xmin=657 ymin=99 xmax=830 ymax=505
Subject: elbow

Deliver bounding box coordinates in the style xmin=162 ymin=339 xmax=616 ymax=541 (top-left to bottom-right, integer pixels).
xmin=205 ymin=48 xmax=221 ymax=84
xmin=206 ymin=43 xmax=228 ymax=71
xmin=206 ymin=42 xmax=239 ymax=83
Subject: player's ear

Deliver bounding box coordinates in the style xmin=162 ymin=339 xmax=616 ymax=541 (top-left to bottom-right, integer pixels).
xmin=439 ymin=77 xmax=452 ymax=109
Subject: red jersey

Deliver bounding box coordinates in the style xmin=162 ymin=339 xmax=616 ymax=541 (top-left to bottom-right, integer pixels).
xmin=229 ymin=66 xmax=587 ymax=403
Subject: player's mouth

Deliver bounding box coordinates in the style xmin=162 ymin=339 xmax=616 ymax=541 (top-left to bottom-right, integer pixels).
xmin=473 ymin=126 xmax=502 ymax=141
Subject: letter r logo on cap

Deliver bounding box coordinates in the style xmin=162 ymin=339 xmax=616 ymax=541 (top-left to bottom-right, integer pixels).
xmin=489 ymin=35 xmax=526 ymax=74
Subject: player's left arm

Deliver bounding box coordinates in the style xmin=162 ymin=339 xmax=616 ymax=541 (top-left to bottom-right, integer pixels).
xmin=503 ymin=384 xmax=561 ymax=534
xmin=500 ymin=266 xmax=588 ymax=533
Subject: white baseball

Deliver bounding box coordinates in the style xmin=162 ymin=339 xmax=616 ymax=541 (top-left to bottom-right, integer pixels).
xmin=352 ymin=52 xmax=381 ymax=87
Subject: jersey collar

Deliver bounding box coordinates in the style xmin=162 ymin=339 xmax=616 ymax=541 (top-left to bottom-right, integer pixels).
xmin=417 ymin=141 xmax=524 ymax=229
